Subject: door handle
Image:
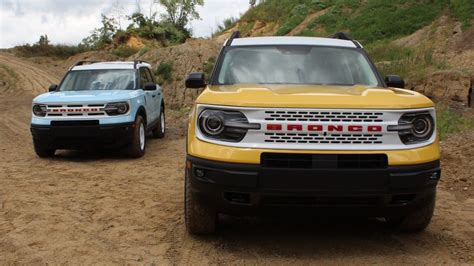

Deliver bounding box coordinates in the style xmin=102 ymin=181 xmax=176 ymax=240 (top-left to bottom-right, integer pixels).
xmin=152 ymin=94 xmax=156 ymax=98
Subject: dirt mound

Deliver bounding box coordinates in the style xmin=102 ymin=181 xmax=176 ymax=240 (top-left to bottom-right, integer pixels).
xmin=414 ymin=71 xmax=473 ymax=108
xmin=133 ymin=38 xmax=222 ymax=108
xmin=63 ymin=51 xmax=119 ymax=69
xmin=393 ymin=16 xmax=474 ymax=72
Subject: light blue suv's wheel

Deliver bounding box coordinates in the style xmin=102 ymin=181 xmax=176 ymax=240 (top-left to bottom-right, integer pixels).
xmin=127 ymin=115 xmax=146 ymax=158
xmin=152 ymin=105 xmax=166 ymax=139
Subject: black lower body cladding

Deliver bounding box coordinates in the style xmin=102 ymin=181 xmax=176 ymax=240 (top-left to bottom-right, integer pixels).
xmin=31 ymin=121 xmax=135 ymax=150
xmin=186 ymin=154 xmax=441 ymax=217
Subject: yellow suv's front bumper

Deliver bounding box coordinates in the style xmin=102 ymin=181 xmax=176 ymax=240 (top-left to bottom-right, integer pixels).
xmin=188 ymin=135 xmax=440 ymax=166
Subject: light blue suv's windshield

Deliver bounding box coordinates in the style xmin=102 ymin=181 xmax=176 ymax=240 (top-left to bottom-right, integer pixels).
xmin=59 ymin=69 xmax=135 ymax=91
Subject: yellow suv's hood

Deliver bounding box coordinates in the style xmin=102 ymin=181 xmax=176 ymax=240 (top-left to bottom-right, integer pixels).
xmin=196 ymin=84 xmax=434 ymax=109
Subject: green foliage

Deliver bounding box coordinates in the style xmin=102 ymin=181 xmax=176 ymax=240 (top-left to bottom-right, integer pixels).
xmin=450 ymin=0 xmax=474 ymax=27
xmin=14 ymin=35 xmax=88 ymax=58
xmin=126 ymin=12 xmax=187 ymax=45
xmin=312 ymin=1 xmax=448 ymax=43
xmin=275 ymin=4 xmax=309 ymax=36
xmin=155 ymin=62 xmax=174 ymax=84
xmin=437 ymin=105 xmax=474 ymax=139
xmin=81 ymin=14 xmax=118 ymax=49
xmin=81 ymin=0 xmax=206 ymax=49
xmin=111 ymin=45 xmax=139 ymax=58
xmin=243 ymin=0 xmax=472 ymax=45
xmin=159 ymin=0 xmax=204 ymax=34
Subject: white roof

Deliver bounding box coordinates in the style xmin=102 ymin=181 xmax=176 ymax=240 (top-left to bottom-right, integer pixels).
xmin=72 ymin=61 xmax=151 ymax=71
xmin=228 ymin=36 xmax=360 ymax=48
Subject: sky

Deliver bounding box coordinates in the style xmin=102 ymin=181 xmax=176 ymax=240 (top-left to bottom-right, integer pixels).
xmin=0 ymin=0 xmax=250 ymax=48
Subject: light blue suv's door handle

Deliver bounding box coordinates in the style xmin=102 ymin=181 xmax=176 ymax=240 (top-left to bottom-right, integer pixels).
xmin=152 ymin=94 xmax=156 ymax=98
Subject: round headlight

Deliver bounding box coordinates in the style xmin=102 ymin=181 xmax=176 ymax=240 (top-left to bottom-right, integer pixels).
xmin=105 ymin=102 xmax=129 ymax=115
xmin=200 ymin=111 xmax=225 ymax=136
xmin=116 ymin=103 xmax=129 ymax=114
xmin=393 ymin=112 xmax=435 ymax=144
xmin=412 ymin=117 xmax=432 ymax=137
xmin=33 ymin=104 xmax=47 ymax=117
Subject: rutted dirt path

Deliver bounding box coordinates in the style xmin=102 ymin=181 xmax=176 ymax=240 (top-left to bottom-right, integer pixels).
xmin=0 ymin=53 xmax=473 ymax=264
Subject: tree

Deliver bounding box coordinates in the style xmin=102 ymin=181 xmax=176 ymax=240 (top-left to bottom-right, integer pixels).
xmin=159 ymin=0 xmax=204 ymax=33
xmin=81 ymin=14 xmax=118 ymax=49
xmin=38 ymin=35 xmax=50 ymax=46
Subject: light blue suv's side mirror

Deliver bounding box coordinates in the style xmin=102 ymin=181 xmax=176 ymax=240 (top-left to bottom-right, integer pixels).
xmin=143 ymin=82 xmax=156 ymax=91
xmin=48 ymin=84 xmax=58 ymax=92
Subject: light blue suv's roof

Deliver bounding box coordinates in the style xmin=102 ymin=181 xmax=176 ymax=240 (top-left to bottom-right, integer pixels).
xmin=72 ymin=61 xmax=151 ymax=71
xmin=228 ymin=36 xmax=361 ymax=48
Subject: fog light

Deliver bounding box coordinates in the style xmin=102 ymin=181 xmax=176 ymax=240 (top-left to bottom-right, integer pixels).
xmin=429 ymin=171 xmax=440 ymax=180
xmin=194 ymin=168 xmax=205 ymax=178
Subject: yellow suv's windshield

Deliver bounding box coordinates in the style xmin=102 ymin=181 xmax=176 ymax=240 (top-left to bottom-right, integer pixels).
xmin=216 ymin=46 xmax=379 ymax=86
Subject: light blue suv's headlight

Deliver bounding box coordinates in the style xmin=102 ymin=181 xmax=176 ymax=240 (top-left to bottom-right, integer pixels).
xmin=32 ymin=104 xmax=47 ymax=117
xmin=104 ymin=102 xmax=130 ymax=116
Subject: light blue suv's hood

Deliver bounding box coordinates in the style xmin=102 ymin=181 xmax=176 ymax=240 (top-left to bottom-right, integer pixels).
xmin=33 ymin=90 xmax=142 ymax=104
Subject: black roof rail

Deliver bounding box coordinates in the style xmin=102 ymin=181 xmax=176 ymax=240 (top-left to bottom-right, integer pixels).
xmin=226 ymin=31 xmax=241 ymax=46
xmin=69 ymin=60 xmax=99 ymax=70
xmin=329 ymin=32 xmax=361 ymax=48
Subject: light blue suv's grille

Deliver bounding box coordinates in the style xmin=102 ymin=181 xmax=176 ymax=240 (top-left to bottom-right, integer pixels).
xmin=45 ymin=104 xmax=107 ymax=117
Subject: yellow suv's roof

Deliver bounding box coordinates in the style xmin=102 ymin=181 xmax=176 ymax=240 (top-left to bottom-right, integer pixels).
xmin=229 ymin=36 xmax=360 ymax=48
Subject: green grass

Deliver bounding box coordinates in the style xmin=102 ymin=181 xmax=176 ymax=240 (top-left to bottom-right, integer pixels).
xmin=366 ymin=41 xmax=449 ymax=81
xmin=243 ymin=0 xmax=473 ymax=44
xmin=238 ymin=21 xmax=256 ymax=37
xmin=450 ymin=0 xmax=474 ymax=27
xmin=275 ymin=4 xmax=310 ymax=35
xmin=437 ymin=105 xmax=474 ymax=139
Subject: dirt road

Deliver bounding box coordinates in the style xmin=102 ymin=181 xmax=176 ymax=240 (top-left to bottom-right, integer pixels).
xmin=0 ymin=52 xmax=473 ymax=264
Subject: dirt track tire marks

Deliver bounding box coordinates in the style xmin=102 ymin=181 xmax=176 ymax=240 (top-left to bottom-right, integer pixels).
xmin=0 ymin=52 xmax=473 ymax=264
xmin=0 ymin=52 xmax=60 ymax=95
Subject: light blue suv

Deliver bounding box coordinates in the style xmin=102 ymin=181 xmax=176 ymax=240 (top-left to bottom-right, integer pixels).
xmin=30 ymin=60 xmax=165 ymax=158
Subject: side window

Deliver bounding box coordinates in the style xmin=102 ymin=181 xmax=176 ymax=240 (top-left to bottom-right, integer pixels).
xmin=146 ymin=68 xmax=154 ymax=83
xmin=139 ymin=67 xmax=151 ymax=88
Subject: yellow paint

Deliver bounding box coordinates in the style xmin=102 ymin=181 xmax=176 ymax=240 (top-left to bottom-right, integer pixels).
xmin=188 ymin=84 xmax=440 ymax=166
xmin=196 ymin=84 xmax=434 ymax=109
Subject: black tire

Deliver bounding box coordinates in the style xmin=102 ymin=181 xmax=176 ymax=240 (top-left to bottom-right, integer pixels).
xmin=152 ymin=106 xmax=165 ymax=139
xmin=185 ymin=172 xmax=216 ymax=234
xmin=386 ymin=193 xmax=436 ymax=233
xmin=127 ymin=115 xmax=146 ymax=158
xmin=33 ymin=141 xmax=55 ymax=157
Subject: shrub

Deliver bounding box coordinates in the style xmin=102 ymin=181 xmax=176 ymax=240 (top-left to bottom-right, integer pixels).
xmin=14 ymin=43 xmax=88 ymax=58
xmin=155 ymin=62 xmax=173 ymax=84
xmin=111 ymin=45 xmax=139 ymax=58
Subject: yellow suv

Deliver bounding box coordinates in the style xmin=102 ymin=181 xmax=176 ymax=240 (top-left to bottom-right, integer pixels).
xmin=184 ymin=32 xmax=440 ymax=234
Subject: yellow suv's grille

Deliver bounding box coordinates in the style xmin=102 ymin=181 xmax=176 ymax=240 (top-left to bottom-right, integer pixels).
xmin=264 ymin=110 xmax=384 ymax=123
